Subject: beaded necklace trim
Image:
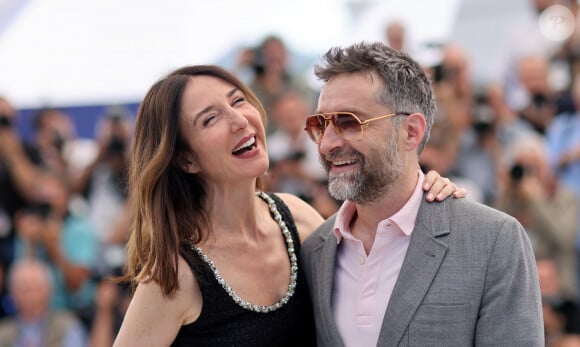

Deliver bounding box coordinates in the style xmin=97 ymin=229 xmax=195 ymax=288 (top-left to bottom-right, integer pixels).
xmin=189 ymin=192 xmax=298 ymax=313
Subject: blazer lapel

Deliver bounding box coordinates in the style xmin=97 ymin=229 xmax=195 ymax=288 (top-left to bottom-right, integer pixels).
xmin=377 ymin=199 xmax=451 ymax=347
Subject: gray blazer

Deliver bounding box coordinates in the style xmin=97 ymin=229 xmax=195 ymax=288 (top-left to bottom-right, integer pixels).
xmin=302 ymin=195 xmax=544 ymax=346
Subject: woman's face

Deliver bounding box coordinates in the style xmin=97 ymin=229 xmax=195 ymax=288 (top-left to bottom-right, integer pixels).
xmin=177 ymin=75 xmax=269 ymax=187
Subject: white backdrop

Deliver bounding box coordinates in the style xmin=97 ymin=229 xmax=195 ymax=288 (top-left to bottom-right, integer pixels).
xmin=0 ymin=0 xmax=470 ymax=109
xmin=0 ymin=0 xmax=351 ymax=108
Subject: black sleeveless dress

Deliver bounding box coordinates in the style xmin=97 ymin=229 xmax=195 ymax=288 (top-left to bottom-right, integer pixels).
xmin=172 ymin=193 xmax=316 ymax=347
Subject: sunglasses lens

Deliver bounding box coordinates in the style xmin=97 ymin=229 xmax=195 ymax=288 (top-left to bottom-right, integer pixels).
xmin=305 ymin=115 xmax=325 ymax=142
xmin=333 ymin=113 xmax=362 ymax=140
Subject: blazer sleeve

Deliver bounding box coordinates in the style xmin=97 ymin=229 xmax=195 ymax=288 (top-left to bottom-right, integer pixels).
xmin=475 ymin=215 xmax=544 ymax=346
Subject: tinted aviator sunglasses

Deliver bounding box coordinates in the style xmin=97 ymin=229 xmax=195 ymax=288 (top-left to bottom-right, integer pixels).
xmin=304 ymin=112 xmax=411 ymax=143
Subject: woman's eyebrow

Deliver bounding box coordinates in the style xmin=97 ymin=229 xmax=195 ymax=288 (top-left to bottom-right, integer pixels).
xmin=193 ymin=87 xmax=240 ymax=125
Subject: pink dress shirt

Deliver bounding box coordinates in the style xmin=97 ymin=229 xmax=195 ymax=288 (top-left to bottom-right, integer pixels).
xmin=331 ymin=171 xmax=425 ymax=347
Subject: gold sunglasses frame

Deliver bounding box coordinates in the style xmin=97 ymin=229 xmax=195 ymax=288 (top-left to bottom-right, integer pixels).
xmin=304 ymin=112 xmax=410 ymax=143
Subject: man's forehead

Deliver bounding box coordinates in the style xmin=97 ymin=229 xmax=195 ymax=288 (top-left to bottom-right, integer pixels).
xmin=317 ymin=72 xmax=383 ymax=112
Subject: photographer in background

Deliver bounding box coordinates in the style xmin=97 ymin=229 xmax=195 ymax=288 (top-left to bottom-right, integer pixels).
xmin=539 ymin=257 xmax=580 ymax=346
xmin=419 ymin=110 xmax=485 ymax=204
xmin=547 ymin=75 xmax=580 ymax=200
xmin=248 ymin=35 xmax=316 ymax=134
xmin=29 ymin=107 xmax=76 ymax=176
xmin=13 ymin=170 xmax=98 ymax=327
xmin=265 ymin=90 xmax=339 ymax=218
xmin=516 ymin=54 xmax=560 ymax=135
xmin=0 ymin=96 xmax=42 ymax=318
xmin=494 ymin=133 xmax=579 ymax=300
xmin=70 ymin=106 xmax=132 ymax=278
xmin=451 ymin=95 xmax=502 ymax=205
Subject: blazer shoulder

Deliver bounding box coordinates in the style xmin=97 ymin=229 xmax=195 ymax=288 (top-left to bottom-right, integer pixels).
xmin=449 ymin=197 xmax=517 ymax=224
xmin=419 ymin=196 xmax=524 ymax=241
xmin=303 ymin=214 xmax=337 ymax=250
xmin=443 ymin=197 xmax=526 ymax=241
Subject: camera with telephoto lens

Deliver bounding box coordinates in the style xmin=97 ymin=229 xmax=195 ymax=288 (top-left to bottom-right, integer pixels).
xmin=531 ymin=93 xmax=548 ymax=108
xmin=52 ymin=131 xmax=65 ymax=152
xmin=26 ymin=201 xmax=52 ymax=219
xmin=0 ymin=114 xmax=12 ymax=128
xmin=106 ymin=135 xmax=126 ymax=155
xmin=509 ymin=164 xmax=529 ymax=182
xmin=269 ymin=151 xmax=305 ymax=169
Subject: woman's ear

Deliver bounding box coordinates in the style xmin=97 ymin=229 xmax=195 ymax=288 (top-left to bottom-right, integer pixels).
xmin=173 ymin=152 xmax=200 ymax=174
xmin=403 ymin=113 xmax=427 ymax=152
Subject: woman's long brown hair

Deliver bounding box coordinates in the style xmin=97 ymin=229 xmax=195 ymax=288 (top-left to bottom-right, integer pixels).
xmin=122 ymin=65 xmax=266 ymax=297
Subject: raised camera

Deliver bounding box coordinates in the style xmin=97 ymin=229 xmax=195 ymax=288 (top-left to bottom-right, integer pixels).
xmin=509 ymin=164 xmax=528 ymax=182
xmin=0 ymin=115 xmax=12 ymax=128
xmin=26 ymin=202 xmax=52 ymax=219
xmin=106 ymin=136 xmax=126 ymax=155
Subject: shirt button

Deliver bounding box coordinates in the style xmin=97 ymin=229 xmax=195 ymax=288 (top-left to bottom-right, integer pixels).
xmin=359 ymin=256 xmax=365 ymax=265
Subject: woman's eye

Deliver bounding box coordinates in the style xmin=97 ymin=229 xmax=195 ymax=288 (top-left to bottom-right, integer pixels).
xmin=232 ymin=96 xmax=246 ymax=105
xmin=203 ymin=114 xmax=217 ymax=126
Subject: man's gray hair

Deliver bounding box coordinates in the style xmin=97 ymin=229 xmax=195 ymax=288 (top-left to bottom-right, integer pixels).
xmin=315 ymin=41 xmax=436 ymax=153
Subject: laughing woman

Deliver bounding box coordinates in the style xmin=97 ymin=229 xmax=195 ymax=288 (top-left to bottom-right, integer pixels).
xmin=112 ymin=65 xmax=462 ymax=346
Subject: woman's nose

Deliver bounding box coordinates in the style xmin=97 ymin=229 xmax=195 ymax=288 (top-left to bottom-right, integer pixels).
xmin=228 ymin=109 xmax=249 ymax=130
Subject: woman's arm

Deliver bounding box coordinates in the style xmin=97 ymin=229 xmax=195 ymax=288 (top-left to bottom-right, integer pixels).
xmin=113 ymin=256 xmax=201 ymax=347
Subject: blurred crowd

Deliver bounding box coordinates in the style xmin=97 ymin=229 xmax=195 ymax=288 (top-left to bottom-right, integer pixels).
xmin=0 ymin=0 xmax=580 ymax=345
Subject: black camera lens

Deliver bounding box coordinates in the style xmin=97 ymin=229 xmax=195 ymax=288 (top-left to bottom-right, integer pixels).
xmin=287 ymin=151 xmax=305 ymax=161
xmin=106 ymin=136 xmax=126 ymax=154
xmin=510 ymin=164 xmax=526 ymax=181
xmin=532 ymin=93 xmax=547 ymax=108
xmin=0 ymin=115 xmax=12 ymax=128
xmin=52 ymin=132 xmax=65 ymax=151
xmin=26 ymin=202 xmax=52 ymax=219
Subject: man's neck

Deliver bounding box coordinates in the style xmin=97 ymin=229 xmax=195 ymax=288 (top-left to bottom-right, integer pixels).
xmin=350 ymin=169 xmax=419 ymax=254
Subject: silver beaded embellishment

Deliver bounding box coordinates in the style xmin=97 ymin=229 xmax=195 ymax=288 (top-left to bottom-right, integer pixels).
xmin=191 ymin=192 xmax=298 ymax=313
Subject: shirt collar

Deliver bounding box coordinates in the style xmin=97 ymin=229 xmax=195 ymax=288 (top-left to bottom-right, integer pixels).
xmin=333 ymin=170 xmax=425 ymax=243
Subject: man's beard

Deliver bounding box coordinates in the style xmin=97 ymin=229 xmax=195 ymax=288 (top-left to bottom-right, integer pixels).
xmin=321 ymin=134 xmax=402 ymax=204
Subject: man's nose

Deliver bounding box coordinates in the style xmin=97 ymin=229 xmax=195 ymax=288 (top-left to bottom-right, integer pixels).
xmin=319 ymin=122 xmax=344 ymax=155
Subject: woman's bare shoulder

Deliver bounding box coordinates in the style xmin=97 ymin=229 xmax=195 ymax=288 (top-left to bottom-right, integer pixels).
xmin=274 ymin=192 xmax=324 ymax=242
xmin=114 ymin=255 xmax=202 ymax=346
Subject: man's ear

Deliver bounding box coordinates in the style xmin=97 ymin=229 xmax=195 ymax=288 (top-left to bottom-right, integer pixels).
xmin=402 ymin=113 xmax=427 ymax=152
xmin=173 ymin=152 xmax=200 ymax=174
